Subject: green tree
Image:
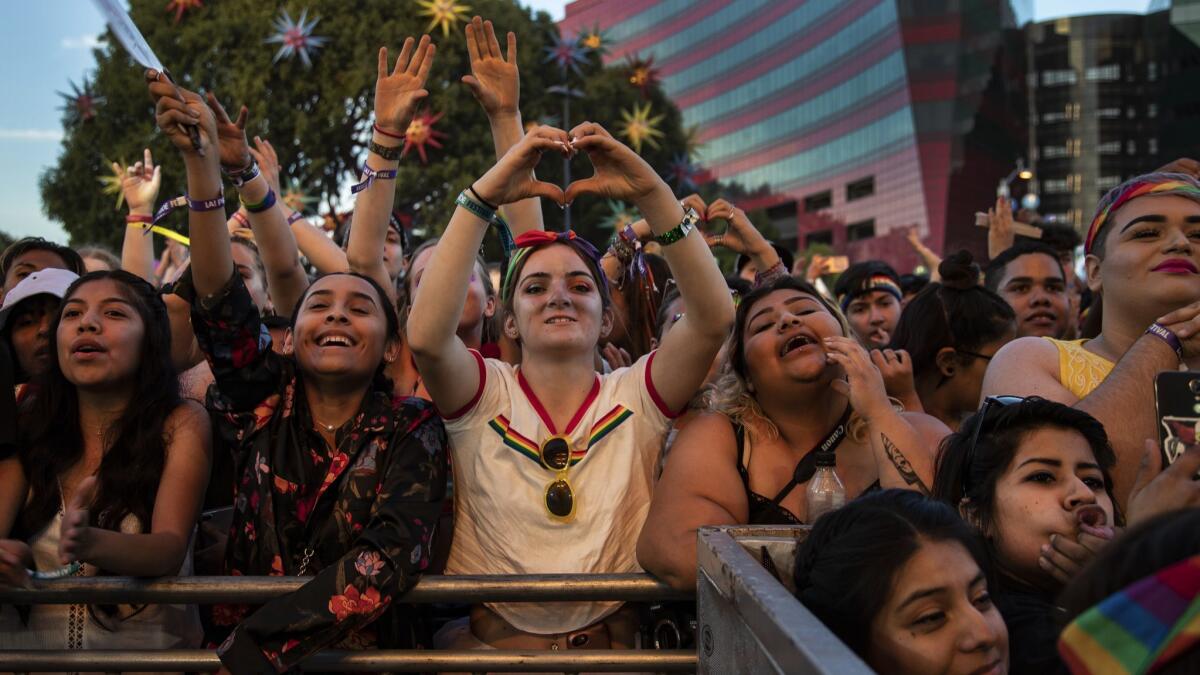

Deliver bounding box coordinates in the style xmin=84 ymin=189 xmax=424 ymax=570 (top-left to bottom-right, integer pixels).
xmin=40 ymin=0 xmax=691 ymax=251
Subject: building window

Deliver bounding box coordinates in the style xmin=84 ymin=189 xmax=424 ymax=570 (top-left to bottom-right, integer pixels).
xmin=1149 ymin=103 xmax=1158 ymax=118
xmin=1042 ymin=110 xmax=1068 ymax=123
xmin=1149 ymin=138 xmax=1159 ymax=155
xmin=1085 ymin=64 xmax=1120 ymax=81
xmin=1043 ymin=178 xmax=1068 ymax=194
xmin=846 ymin=219 xmax=876 ymax=242
xmin=807 ymin=229 xmax=833 ymax=246
xmin=1097 ymin=175 xmax=1122 ymax=190
xmin=767 ymin=200 xmax=798 ymax=233
xmin=804 ymin=190 xmax=832 ymax=212
xmin=1044 ymin=145 xmax=1069 ymax=159
xmin=1097 ymin=141 xmax=1121 ymax=155
xmin=1127 ymin=140 xmax=1137 ymax=155
xmin=1149 ymin=61 xmax=1158 ymax=81
xmin=1041 ymin=69 xmax=1077 ymax=86
xmin=846 ymin=176 xmax=875 ymax=202
xmin=1097 ymin=108 xmax=1121 ymax=119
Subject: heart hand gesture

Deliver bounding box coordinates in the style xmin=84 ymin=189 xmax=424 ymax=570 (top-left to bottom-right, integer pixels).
xmin=473 ymin=126 xmax=570 ymax=206
xmin=146 ymin=70 xmax=217 ymax=161
xmin=462 ymin=17 xmax=519 ymax=117
xmin=564 ymin=122 xmax=666 ymax=206
xmin=204 ymin=92 xmax=252 ymax=173
xmin=375 ymin=35 xmax=436 ymax=137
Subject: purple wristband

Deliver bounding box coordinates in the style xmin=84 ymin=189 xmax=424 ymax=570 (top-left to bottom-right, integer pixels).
xmin=1147 ymin=322 xmax=1184 ymax=359
xmin=188 ymin=193 xmax=226 ymax=212
xmin=286 ymin=211 xmax=306 ymax=225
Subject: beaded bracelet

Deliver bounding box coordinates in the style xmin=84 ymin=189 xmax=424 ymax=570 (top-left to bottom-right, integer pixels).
xmin=242 ymin=189 xmax=277 ymax=214
xmin=368 ymin=140 xmax=403 ymax=161
xmin=350 ymin=164 xmax=398 ymax=194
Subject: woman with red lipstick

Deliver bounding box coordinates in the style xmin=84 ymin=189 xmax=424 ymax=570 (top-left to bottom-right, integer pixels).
xmin=408 ymin=121 xmax=734 ymax=647
xmin=983 ymin=173 xmax=1200 ymax=507
xmin=637 ymin=275 xmax=950 ymax=591
xmin=933 ymin=397 xmax=1120 ymax=674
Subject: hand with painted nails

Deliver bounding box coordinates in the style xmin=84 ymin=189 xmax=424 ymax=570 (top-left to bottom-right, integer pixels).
xmin=870 ymin=348 xmax=919 ymax=409
xmin=472 ymin=125 xmax=570 ymax=206
xmin=117 ymin=148 xmax=162 ymax=213
xmin=146 ymin=70 xmax=217 ymax=160
xmin=824 ymin=335 xmax=892 ymax=422
xmin=564 ymin=122 xmax=667 ymax=206
xmin=703 ymin=198 xmax=771 ymax=258
xmin=204 ymin=92 xmax=252 ymax=173
xmin=374 ymin=35 xmax=436 ymax=137
xmin=462 ymin=16 xmax=519 ymax=118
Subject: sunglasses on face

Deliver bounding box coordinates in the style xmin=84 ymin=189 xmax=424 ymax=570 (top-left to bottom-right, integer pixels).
xmin=961 ymin=395 xmax=1027 ymax=499
xmin=539 ymin=436 xmax=576 ymax=521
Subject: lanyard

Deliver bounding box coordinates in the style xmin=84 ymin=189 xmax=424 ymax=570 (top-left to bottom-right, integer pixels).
xmin=768 ymin=405 xmax=852 ymax=507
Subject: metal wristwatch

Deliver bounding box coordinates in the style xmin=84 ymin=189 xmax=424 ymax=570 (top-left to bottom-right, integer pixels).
xmin=655 ymin=207 xmax=700 ymax=246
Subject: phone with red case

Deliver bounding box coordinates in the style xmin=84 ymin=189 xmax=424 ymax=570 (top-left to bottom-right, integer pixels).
xmin=1154 ymin=371 xmax=1200 ymax=468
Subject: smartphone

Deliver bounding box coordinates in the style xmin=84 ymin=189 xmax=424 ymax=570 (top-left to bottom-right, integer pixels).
xmin=1154 ymin=371 xmax=1200 ymax=467
xmin=826 ymin=256 xmax=849 ymax=273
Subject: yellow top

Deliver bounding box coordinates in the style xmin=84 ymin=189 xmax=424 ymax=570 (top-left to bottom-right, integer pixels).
xmin=1044 ymin=338 xmax=1115 ymax=400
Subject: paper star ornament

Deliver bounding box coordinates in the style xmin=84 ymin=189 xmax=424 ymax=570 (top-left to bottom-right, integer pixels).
xmin=58 ymin=79 xmax=105 ymax=126
xmin=99 ymin=160 xmax=128 ymax=210
xmin=667 ymin=154 xmax=704 ymax=192
xmin=601 ymin=199 xmax=640 ymax=231
xmin=417 ymin=0 xmax=471 ymax=37
xmin=403 ymin=110 xmax=447 ymax=164
xmin=619 ymin=102 xmax=664 ymax=154
xmin=544 ymin=32 xmax=590 ymax=77
xmin=265 ymin=8 xmax=328 ymax=68
xmin=579 ymin=25 xmax=610 ymax=55
xmin=165 ymin=0 xmax=203 ymax=23
xmin=625 ymin=54 xmax=660 ymax=97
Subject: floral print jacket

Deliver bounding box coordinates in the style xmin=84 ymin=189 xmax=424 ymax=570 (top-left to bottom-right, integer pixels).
xmin=188 ymin=273 xmax=448 ymax=674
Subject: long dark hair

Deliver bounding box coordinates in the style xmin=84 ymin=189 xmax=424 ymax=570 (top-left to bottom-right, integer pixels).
xmin=931 ymin=397 xmax=1123 ymax=535
xmin=793 ymin=489 xmax=992 ymax=658
xmin=891 ymin=251 xmax=1015 ymax=385
xmin=17 ymin=271 xmax=179 ymax=538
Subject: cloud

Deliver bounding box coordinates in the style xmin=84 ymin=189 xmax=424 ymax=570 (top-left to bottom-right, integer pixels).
xmin=0 ymin=129 xmax=64 ymax=142
xmin=61 ymin=34 xmax=101 ymax=50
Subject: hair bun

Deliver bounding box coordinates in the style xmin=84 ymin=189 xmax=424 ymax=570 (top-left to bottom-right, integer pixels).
xmin=938 ymin=250 xmax=980 ymax=290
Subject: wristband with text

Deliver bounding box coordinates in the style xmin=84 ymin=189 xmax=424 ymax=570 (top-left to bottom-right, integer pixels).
xmin=468 ymin=184 xmax=499 ymax=211
xmin=286 ymin=211 xmax=307 ymax=225
xmin=350 ymin=164 xmax=398 ymax=194
xmin=242 ymin=189 xmax=277 ymax=214
xmin=368 ymin=140 xmax=403 ymax=161
xmin=1147 ymin=322 xmax=1184 ymax=360
xmin=188 ymin=193 xmax=226 ymax=212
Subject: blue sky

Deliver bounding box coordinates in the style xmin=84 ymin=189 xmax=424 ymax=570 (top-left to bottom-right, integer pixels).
xmin=0 ymin=0 xmax=1152 ymax=243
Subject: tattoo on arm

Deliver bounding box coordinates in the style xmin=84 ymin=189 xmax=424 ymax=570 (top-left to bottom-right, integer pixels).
xmin=881 ymin=433 xmax=930 ymax=495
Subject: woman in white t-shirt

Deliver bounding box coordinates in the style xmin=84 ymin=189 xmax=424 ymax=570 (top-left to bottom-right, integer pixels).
xmin=408 ymin=123 xmax=734 ymax=651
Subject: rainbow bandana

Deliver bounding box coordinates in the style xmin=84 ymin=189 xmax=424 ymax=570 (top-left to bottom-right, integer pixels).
xmin=1058 ymin=554 xmax=1200 ymax=674
xmin=1085 ymin=176 xmax=1200 ymax=254
xmin=838 ymin=274 xmax=903 ymax=312
xmin=500 ymin=230 xmax=608 ymax=305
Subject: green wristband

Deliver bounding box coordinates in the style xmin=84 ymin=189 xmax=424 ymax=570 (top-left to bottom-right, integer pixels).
xmin=456 ymin=191 xmax=495 ymax=223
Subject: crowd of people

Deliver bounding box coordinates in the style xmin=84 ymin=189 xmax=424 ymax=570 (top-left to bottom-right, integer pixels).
xmin=0 ymin=14 xmax=1198 ymax=675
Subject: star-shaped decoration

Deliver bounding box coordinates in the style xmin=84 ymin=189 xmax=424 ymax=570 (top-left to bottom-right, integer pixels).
xmin=99 ymin=160 xmax=128 ymax=210
xmin=265 ymin=8 xmax=328 ymax=68
xmin=579 ymin=25 xmax=610 ymax=55
xmin=57 ymin=78 xmax=105 ymax=126
xmin=666 ymin=154 xmax=707 ymax=192
xmin=619 ymin=102 xmax=664 ymax=154
xmin=282 ymin=178 xmax=318 ymax=213
xmin=403 ymin=109 xmax=448 ymax=164
xmin=625 ymin=54 xmax=661 ymax=97
xmin=165 ymin=0 xmax=204 ymax=24
xmin=544 ymin=32 xmax=590 ymax=77
xmin=600 ymin=199 xmax=640 ymax=231
xmin=417 ymin=0 xmax=471 ymax=37
xmin=682 ymin=124 xmax=705 ymax=160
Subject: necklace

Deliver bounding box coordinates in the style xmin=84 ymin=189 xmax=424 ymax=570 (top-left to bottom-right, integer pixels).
xmin=312 ymin=417 xmax=339 ymax=433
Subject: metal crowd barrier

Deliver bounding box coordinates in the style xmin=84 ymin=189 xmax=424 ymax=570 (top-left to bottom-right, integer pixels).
xmin=0 ymin=574 xmax=694 ymax=672
xmin=696 ymin=525 xmax=874 ymax=674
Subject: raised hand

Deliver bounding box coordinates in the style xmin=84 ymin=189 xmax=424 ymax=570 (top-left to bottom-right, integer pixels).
xmin=704 ymin=198 xmax=769 ymax=255
xmin=987 ymin=196 xmax=1015 ymax=259
xmin=824 ymin=336 xmax=893 ymax=422
xmin=117 ymin=148 xmax=162 ymax=213
xmin=680 ymin=194 xmax=708 ymax=221
xmin=564 ymin=122 xmax=666 ymax=206
xmin=58 ymin=476 xmax=98 ymax=565
xmin=146 ymin=70 xmax=216 ymax=160
xmin=204 ymin=92 xmax=252 ymax=172
xmin=473 ymin=125 xmax=570 ymax=206
xmin=0 ymin=540 xmax=32 ymax=588
xmin=462 ymin=16 xmax=519 ymax=117
xmin=375 ymin=35 xmax=436 ymax=136
xmin=249 ymin=136 xmax=282 ymax=196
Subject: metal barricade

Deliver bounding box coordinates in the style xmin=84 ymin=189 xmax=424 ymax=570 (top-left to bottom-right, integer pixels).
xmin=0 ymin=574 xmax=695 ymax=672
xmin=696 ymin=525 xmax=874 ymax=675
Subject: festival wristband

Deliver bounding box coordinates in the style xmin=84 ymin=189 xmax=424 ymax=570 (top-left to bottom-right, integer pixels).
xmin=350 ymin=164 xmax=398 ymax=194
xmin=189 ymin=193 xmax=226 ymax=212
xmin=456 ymin=190 xmax=495 ymax=223
xmin=287 ymin=211 xmax=306 ymax=225
xmin=468 ymin=184 xmax=499 ymax=211
xmin=368 ymin=140 xmax=403 ymax=161
xmin=28 ymin=561 xmax=82 ymax=581
xmin=224 ymin=161 xmax=261 ymax=188
xmin=1147 ymin=322 xmax=1184 ymax=360
xmin=373 ymin=123 xmax=405 ymax=140
xmin=125 ymin=214 xmax=153 ymax=226
xmin=242 ymin=189 xmax=277 ymax=214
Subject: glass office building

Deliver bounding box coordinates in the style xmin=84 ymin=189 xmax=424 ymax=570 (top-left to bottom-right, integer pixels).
xmin=561 ymin=0 xmax=1033 ymax=267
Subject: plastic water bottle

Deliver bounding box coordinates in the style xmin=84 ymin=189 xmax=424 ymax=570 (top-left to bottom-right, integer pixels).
xmin=806 ymin=452 xmax=845 ymax=522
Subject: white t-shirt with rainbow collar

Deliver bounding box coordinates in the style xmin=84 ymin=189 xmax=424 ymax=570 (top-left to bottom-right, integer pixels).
xmin=442 ymin=350 xmax=677 ymax=634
